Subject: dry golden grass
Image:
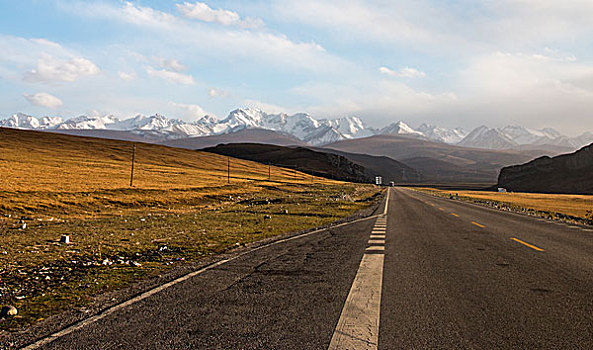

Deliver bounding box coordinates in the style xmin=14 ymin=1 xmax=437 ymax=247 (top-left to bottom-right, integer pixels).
xmin=0 ymin=128 xmax=334 ymax=193
xmin=415 ymin=187 xmax=593 ymax=219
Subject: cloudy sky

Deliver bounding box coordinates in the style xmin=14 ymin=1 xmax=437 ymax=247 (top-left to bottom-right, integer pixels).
xmin=1 ymin=0 xmax=593 ymax=134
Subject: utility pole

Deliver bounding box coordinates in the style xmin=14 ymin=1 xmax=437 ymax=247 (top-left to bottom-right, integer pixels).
xmin=130 ymin=143 xmax=136 ymax=187
xmin=227 ymin=157 xmax=230 ymax=184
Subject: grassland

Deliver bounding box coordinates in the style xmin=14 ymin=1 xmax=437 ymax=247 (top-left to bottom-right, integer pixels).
xmin=413 ymin=187 xmax=593 ymax=224
xmin=0 ymin=128 xmax=381 ymax=332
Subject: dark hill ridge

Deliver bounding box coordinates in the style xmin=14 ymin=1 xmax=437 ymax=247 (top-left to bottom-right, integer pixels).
xmin=312 ymin=147 xmax=422 ymax=183
xmin=498 ymin=142 xmax=593 ymax=194
xmin=201 ymin=143 xmax=421 ymax=184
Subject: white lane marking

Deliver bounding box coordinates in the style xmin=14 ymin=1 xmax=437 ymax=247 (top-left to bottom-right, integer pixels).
xmin=365 ymin=246 xmax=385 ymax=252
xmin=370 ymin=235 xmax=385 ymax=239
xmin=368 ymin=240 xmax=385 ymax=244
xmin=22 ymin=204 xmax=389 ymax=350
xmin=383 ymin=187 xmax=390 ymax=215
xmin=328 ymin=254 xmax=384 ymax=350
xmin=371 ymin=230 xmax=386 ymax=233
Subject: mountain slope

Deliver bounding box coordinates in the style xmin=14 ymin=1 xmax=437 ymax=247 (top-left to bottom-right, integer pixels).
xmin=201 ymin=143 xmax=372 ymax=183
xmin=498 ymin=143 xmax=593 ymax=194
xmin=458 ymin=126 xmax=518 ymax=149
xmin=325 ymin=134 xmax=554 ymax=184
xmin=0 ymin=127 xmax=326 ymax=192
xmin=310 ymin=147 xmax=422 ymax=183
xmin=380 ymin=121 xmax=424 ymax=137
xmin=417 ymin=123 xmax=467 ymax=143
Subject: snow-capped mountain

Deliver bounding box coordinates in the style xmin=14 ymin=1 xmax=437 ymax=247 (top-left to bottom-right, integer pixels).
xmin=458 ymin=125 xmax=593 ymax=150
xmin=112 ymin=114 xmax=212 ymax=137
xmin=57 ymin=115 xmax=119 ymax=130
xmin=0 ymin=113 xmax=64 ymax=129
xmin=417 ymin=123 xmax=467 ymax=144
xmin=458 ymin=126 xmax=518 ymax=149
xmin=499 ymin=125 xmax=561 ymax=145
xmin=380 ymin=121 xmax=424 ymax=137
xmin=323 ymin=116 xmax=374 ymax=139
xmin=1 ymin=108 xmax=591 ymax=150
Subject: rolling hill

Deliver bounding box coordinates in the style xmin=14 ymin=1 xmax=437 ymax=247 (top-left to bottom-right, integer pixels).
xmin=202 ymin=143 xmax=421 ymax=183
xmin=0 ymin=128 xmax=325 ymax=193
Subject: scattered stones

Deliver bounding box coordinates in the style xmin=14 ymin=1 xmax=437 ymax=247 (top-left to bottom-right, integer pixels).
xmin=0 ymin=305 xmax=17 ymax=317
xmin=131 ymin=261 xmax=142 ymax=267
xmin=263 ymin=215 xmax=272 ymax=220
xmin=60 ymin=235 xmax=70 ymax=244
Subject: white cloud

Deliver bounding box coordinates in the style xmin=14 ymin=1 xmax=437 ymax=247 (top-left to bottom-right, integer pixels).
xmin=208 ymin=88 xmax=229 ymax=98
xmin=146 ymin=66 xmax=195 ymax=85
xmin=24 ymin=55 xmax=100 ymax=83
xmin=379 ymin=66 xmax=426 ymax=78
xmin=176 ymin=2 xmax=263 ymax=28
xmin=67 ymin=2 xmax=342 ymax=74
xmin=169 ymin=101 xmax=211 ymax=120
xmin=270 ymin=1 xmax=456 ymax=50
xmin=24 ymin=92 xmax=63 ymax=109
xmin=155 ymin=58 xmax=187 ymax=72
xmin=118 ymin=71 xmax=137 ymax=81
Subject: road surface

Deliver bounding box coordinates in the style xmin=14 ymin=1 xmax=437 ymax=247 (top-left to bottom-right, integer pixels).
xmin=23 ymin=187 xmax=593 ymax=349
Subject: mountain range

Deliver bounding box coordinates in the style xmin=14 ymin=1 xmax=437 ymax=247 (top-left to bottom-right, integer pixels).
xmin=1 ymin=109 xmax=592 ymax=151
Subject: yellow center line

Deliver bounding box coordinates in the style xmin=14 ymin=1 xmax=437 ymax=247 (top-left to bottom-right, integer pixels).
xmin=451 ymin=213 xmax=459 ymax=217
xmin=511 ymin=237 xmax=545 ymax=252
xmin=472 ymin=221 xmax=486 ymax=228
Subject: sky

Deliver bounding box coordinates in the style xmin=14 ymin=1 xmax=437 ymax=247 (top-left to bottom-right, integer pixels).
xmin=1 ymin=0 xmax=593 ymax=135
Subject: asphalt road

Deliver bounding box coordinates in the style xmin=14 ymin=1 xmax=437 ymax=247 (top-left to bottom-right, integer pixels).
xmin=24 ymin=187 xmax=593 ymax=349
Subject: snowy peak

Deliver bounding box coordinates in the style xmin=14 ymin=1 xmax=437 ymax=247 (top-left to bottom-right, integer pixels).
xmin=57 ymin=115 xmax=119 ymax=130
xmin=323 ymin=116 xmax=368 ymax=138
xmin=417 ymin=123 xmax=467 ymax=143
xmin=303 ymin=124 xmax=345 ymax=146
xmin=40 ymin=116 xmax=64 ymax=129
xmin=0 ymin=113 xmax=39 ymax=129
xmin=458 ymin=125 xmax=583 ymax=150
xmin=499 ymin=125 xmax=562 ymax=145
xmin=458 ymin=126 xmax=517 ymax=149
xmin=380 ymin=121 xmax=423 ymax=137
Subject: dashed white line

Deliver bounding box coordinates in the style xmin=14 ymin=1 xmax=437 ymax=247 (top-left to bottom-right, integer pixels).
xmin=368 ymin=239 xmax=386 ymax=244
xmin=328 ymin=253 xmax=385 ymax=349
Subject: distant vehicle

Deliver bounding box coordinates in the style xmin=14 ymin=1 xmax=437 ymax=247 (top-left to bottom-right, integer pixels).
xmin=389 ymin=181 xmax=395 ymax=187
xmin=498 ymin=188 xmax=507 ymax=193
